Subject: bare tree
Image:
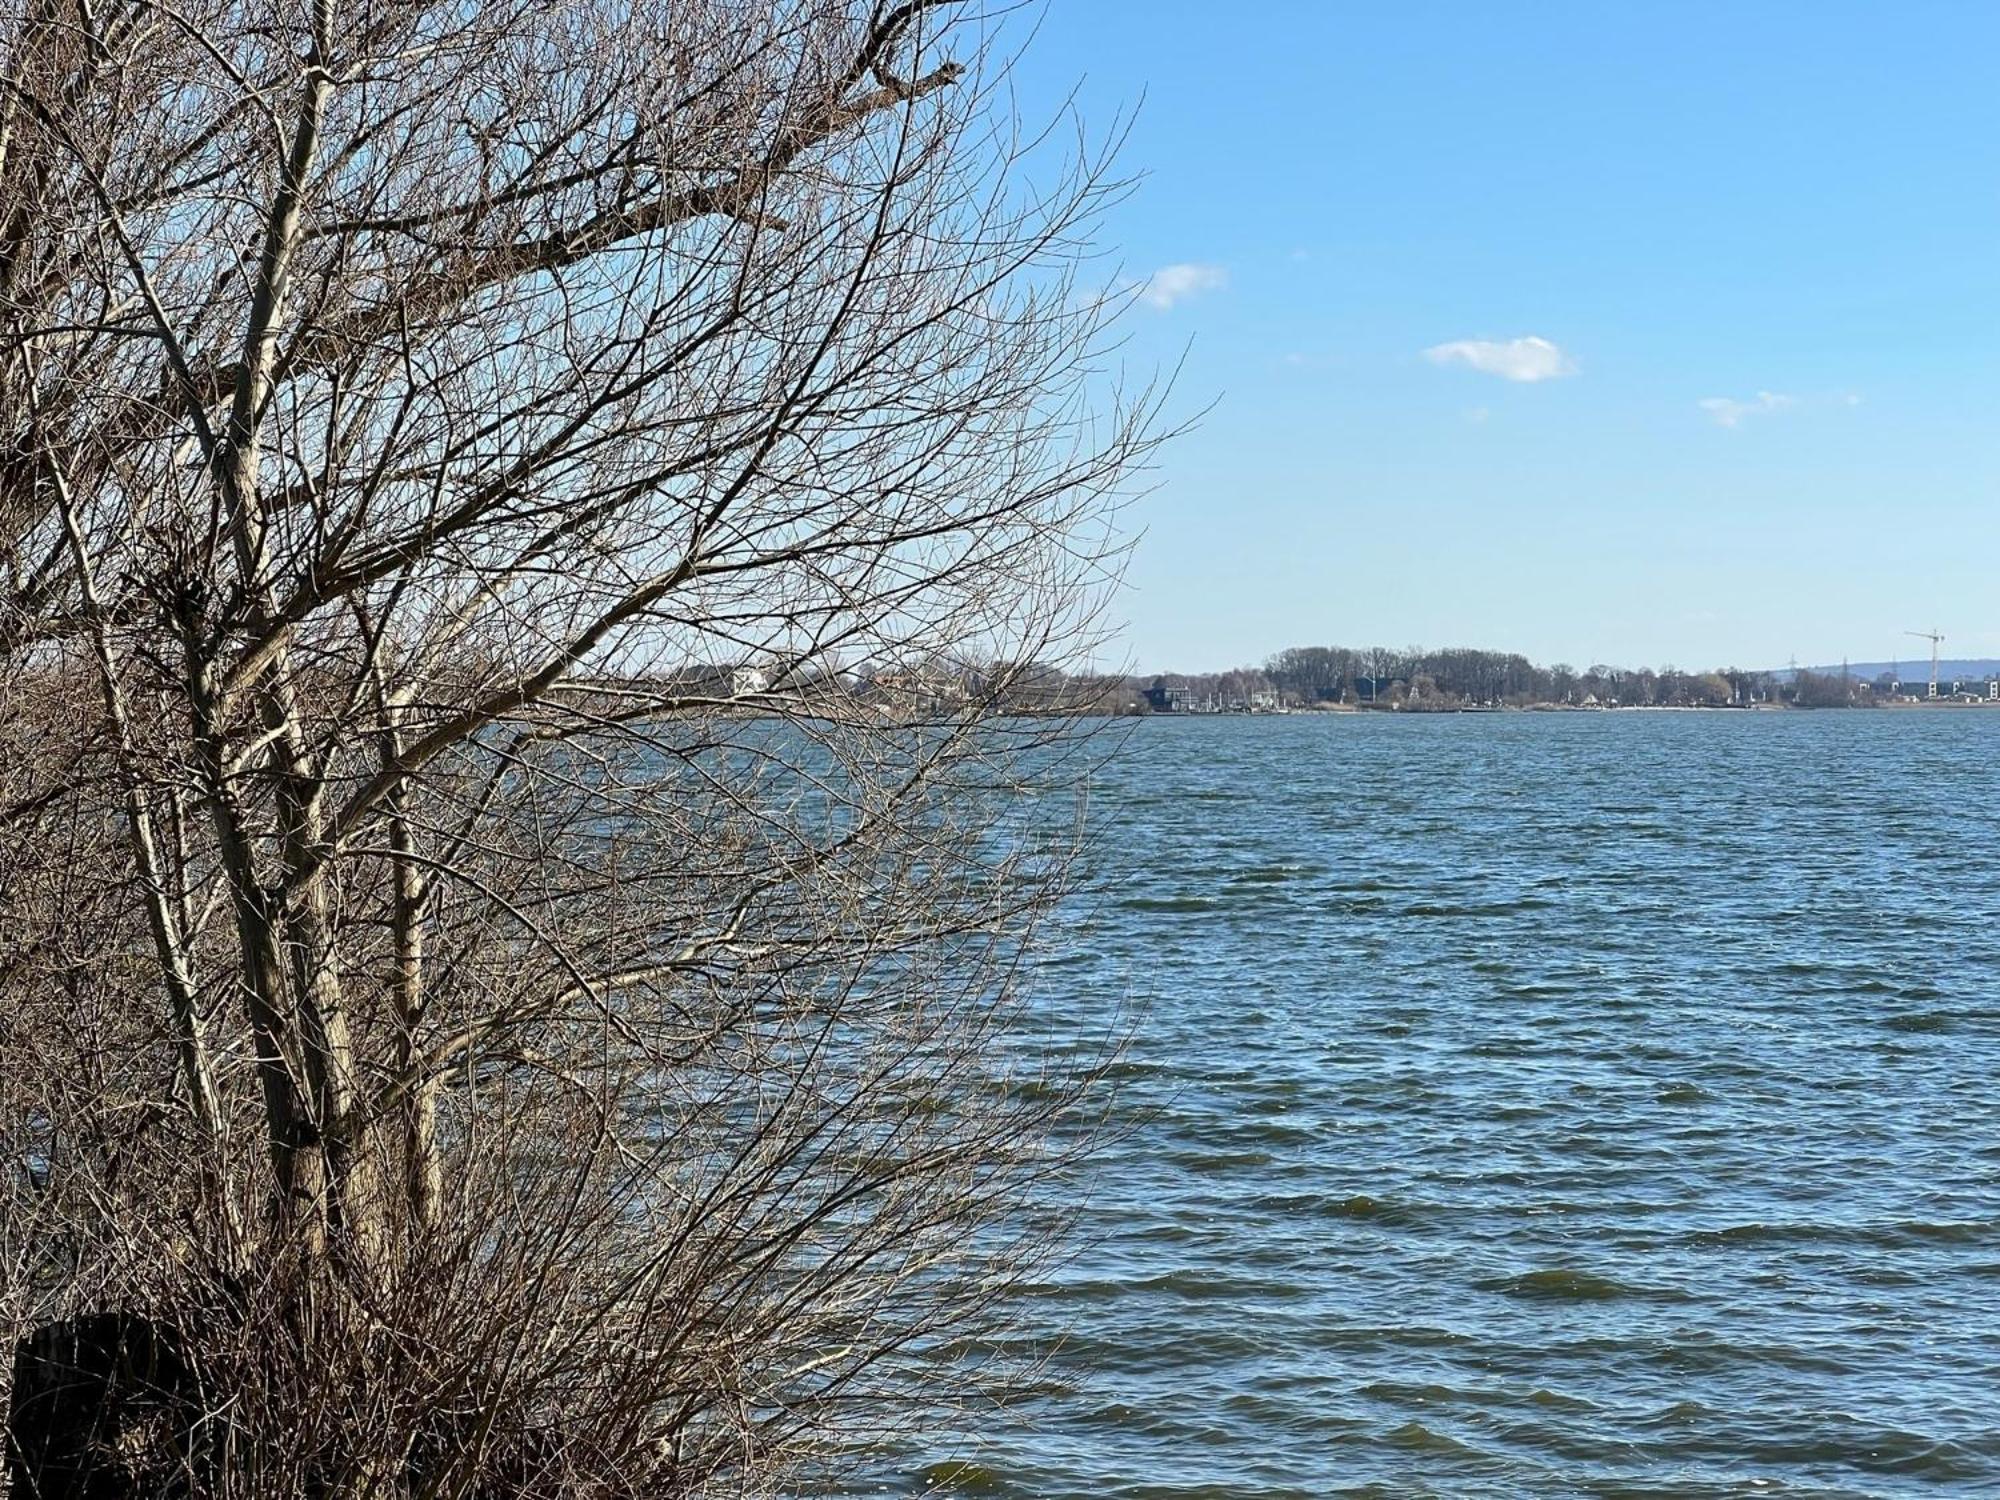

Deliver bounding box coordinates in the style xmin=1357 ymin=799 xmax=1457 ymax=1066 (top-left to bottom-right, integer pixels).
xmin=0 ymin=2 xmax=1151 ymax=1493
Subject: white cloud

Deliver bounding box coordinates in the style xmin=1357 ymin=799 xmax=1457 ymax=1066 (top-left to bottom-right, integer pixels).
xmin=1697 ymin=391 xmax=1796 ymax=428
xmin=1423 ymin=335 xmax=1576 ymax=383
xmin=1137 ymin=262 xmax=1227 ymax=310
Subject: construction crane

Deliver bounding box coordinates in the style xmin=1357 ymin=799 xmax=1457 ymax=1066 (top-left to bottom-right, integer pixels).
xmin=1906 ymin=628 xmax=1944 ymax=699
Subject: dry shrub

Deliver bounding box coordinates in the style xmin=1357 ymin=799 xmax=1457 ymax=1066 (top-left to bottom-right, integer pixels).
xmin=0 ymin=2 xmax=1153 ymax=1493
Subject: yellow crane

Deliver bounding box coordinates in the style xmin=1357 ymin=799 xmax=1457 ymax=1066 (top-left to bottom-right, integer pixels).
xmin=1906 ymin=628 xmax=1944 ymax=698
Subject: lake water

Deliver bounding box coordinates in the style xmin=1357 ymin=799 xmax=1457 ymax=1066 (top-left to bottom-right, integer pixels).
xmin=963 ymin=711 xmax=2000 ymax=1498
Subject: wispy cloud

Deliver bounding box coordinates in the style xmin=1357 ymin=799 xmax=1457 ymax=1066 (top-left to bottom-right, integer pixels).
xmin=1697 ymin=391 xmax=1796 ymax=428
xmin=1136 ymin=262 xmax=1227 ymax=310
xmin=1698 ymin=390 xmax=1864 ymax=427
xmin=1423 ymin=335 xmax=1576 ymax=383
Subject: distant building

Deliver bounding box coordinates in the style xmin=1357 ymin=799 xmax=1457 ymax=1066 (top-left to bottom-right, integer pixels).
xmin=1143 ymin=677 xmax=1280 ymax=713
xmin=659 ymin=662 xmax=771 ymax=700
xmin=865 ymin=664 xmax=973 ymax=713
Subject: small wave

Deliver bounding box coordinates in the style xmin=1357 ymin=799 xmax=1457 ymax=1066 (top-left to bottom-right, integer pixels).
xmin=1163 ymin=1147 xmax=1275 ymax=1173
xmin=919 ymin=1459 xmax=1011 ymax=1494
xmin=1843 ymin=1432 xmax=1992 ymax=1480
xmin=1395 ymin=900 xmax=1551 ymax=918
xmin=1526 ymin=1387 xmax=1599 ymax=1411
xmin=1245 ymin=1190 xmax=1424 ymax=1226
xmin=1229 ymin=865 xmax=1315 ymax=885
xmin=1381 ymin=1419 xmax=1481 ymax=1456
xmin=1321 ymin=1322 xmax=1475 ymax=1352
xmin=1125 ymin=1268 xmax=1308 ymax=1301
xmin=1356 ymin=1379 xmax=1465 ymax=1405
xmin=1328 ymin=897 xmax=1389 ymax=914
xmin=1219 ymin=1119 xmax=1318 ymax=1147
xmin=1882 ymin=1010 xmax=1954 ymax=1033
xmin=1117 ymin=895 xmax=1220 ymax=913
xmin=1477 ymin=1267 xmax=1650 ymax=1302
xmin=1885 ymin=1218 xmax=1992 ymax=1244
xmin=1696 ymin=1216 xmax=2000 ymax=1249
xmin=1685 ymin=1221 xmax=1819 ymax=1247
xmin=1328 ymin=1193 xmax=1399 ymax=1221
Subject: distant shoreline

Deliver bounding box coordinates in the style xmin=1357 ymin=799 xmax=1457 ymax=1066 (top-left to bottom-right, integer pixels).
xmin=1126 ymin=699 xmax=2000 ymax=718
xmin=1135 ymin=645 xmax=2000 ymax=715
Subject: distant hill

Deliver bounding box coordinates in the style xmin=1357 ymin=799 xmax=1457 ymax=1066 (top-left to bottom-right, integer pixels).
xmin=1781 ymin=659 xmax=2000 ymax=682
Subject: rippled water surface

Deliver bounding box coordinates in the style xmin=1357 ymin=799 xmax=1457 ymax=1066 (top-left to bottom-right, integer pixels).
xmin=945 ymin=712 xmax=2000 ymax=1497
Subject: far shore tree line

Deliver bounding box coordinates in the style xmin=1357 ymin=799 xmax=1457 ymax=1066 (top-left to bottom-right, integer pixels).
xmin=611 ymin=643 xmax=1999 ymax=717
xmin=1122 ymin=646 xmax=1953 ymax=713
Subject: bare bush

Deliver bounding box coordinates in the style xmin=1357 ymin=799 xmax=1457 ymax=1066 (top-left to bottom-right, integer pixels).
xmin=0 ymin=2 xmax=1151 ymax=1493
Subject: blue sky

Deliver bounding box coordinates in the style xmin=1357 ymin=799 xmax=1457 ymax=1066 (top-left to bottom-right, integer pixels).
xmin=1010 ymin=3 xmax=2000 ymax=673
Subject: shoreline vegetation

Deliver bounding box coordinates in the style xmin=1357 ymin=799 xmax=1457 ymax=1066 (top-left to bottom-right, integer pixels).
xmin=0 ymin=4 xmax=1150 ymax=1496
xmin=1119 ymin=646 xmax=2000 ymax=715
xmin=626 ymin=647 xmax=2000 ymax=719
xmin=1141 ymin=645 xmax=2000 ymax=714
